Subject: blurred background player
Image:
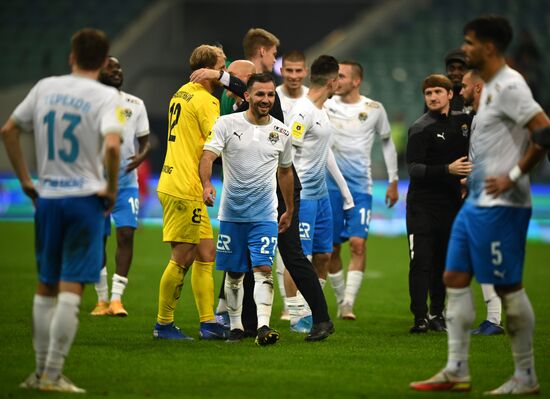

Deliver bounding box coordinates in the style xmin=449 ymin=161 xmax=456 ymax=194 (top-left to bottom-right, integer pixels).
xmin=459 ymin=69 xmax=504 ymax=336
xmin=406 ymin=74 xmax=471 ymax=334
xmin=287 ymin=54 xmax=354 ymax=329
xmin=6 ymin=28 xmax=123 ymax=393
xmin=411 ymin=15 xmax=550 ymax=394
xmin=91 ymin=56 xmax=151 ymax=317
xmin=274 ymin=49 xmax=309 ymax=321
xmin=444 ymin=49 xmax=468 ymax=112
xmin=200 ymin=73 xmax=294 ymax=345
xmin=325 ymin=61 xmax=399 ymax=320
xmin=154 ymin=44 xmax=227 ymax=341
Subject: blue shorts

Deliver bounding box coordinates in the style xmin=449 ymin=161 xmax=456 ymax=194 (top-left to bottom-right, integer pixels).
xmin=446 ymin=202 xmax=531 ymax=285
xmin=216 ymin=221 xmax=278 ymax=273
xmin=112 ymin=187 xmax=139 ymax=228
xmin=299 ymin=196 xmax=333 ymax=255
xmin=35 ymin=195 xmax=106 ymax=284
xmin=330 ymin=190 xmax=372 ymax=244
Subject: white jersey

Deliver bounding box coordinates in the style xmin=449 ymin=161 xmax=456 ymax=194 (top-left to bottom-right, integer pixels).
xmin=468 ymin=65 xmax=541 ymax=208
xmin=204 ymin=112 xmax=292 ymax=222
xmin=288 ymin=97 xmax=333 ymax=199
xmin=118 ymin=91 xmax=149 ymax=189
xmin=276 ymin=84 xmax=308 ymax=122
xmin=324 ymin=95 xmax=391 ymax=194
xmin=12 ymin=74 xmax=124 ymax=198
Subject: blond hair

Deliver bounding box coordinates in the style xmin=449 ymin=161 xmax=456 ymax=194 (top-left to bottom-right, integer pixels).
xmin=189 ymin=45 xmax=225 ymax=71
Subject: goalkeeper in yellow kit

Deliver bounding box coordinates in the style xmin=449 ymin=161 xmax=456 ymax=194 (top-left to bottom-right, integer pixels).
xmin=154 ymin=44 xmax=228 ymax=340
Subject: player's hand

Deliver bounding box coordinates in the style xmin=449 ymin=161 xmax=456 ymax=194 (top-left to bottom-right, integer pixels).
xmin=460 ymin=178 xmax=468 ymax=200
xmin=125 ymin=155 xmax=145 ymax=173
xmin=203 ymin=184 xmax=216 ymax=207
xmin=485 ymin=175 xmax=514 ymax=197
xmin=278 ymin=210 xmax=292 ymax=233
xmin=343 ymin=196 xmax=355 ymax=211
xmin=385 ymin=180 xmax=398 ymax=208
xmin=21 ymin=179 xmax=38 ymax=206
xmin=98 ymin=189 xmax=117 ymax=215
xmin=190 ymin=68 xmax=218 ymax=83
xmin=448 ymin=156 xmax=472 ymax=176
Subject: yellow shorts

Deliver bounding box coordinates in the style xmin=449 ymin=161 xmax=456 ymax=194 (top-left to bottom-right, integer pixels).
xmin=158 ymin=192 xmax=213 ymax=244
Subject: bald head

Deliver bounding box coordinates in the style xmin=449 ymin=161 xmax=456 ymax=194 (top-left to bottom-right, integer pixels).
xmin=228 ymin=60 xmax=256 ymax=84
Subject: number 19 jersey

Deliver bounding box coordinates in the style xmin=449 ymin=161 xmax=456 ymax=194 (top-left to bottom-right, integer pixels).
xmin=11 ymin=74 xmax=124 ymax=198
xmin=157 ymin=82 xmax=220 ymax=201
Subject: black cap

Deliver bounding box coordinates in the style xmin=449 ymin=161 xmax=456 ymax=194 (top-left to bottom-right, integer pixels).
xmin=444 ymin=49 xmax=467 ymax=66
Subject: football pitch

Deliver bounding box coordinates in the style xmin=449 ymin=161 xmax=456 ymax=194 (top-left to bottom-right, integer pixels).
xmin=0 ymin=221 xmax=548 ymax=398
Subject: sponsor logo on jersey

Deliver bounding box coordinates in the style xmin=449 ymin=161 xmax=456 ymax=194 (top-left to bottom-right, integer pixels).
xmin=274 ymin=125 xmax=289 ymax=136
xmin=125 ymin=97 xmax=141 ymax=105
xmin=173 ymin=91 xmax=194 ymax=102
xmin=115 ymin=106 xmax=127 ymax=124
xmin=436 ymin=132 xmax=445 ymax=140
xmin=461 ymin=124 xmax=469 ymax=137
xmin=367 ymin=101 xmax=380 ymax=109
xmin=292 ymin=122 xmax=305 ymax=139
xmin=358 ymin=112 xmax=368 ymax=121
xmin=268 ymin=131 xmax=279 ymax=144
xmin=233 ymin=131 xmax=243 ymax=141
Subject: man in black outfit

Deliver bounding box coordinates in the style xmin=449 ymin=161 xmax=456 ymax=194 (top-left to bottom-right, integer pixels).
xmin=444 ymin=49 xmax=468 ymax=112
xmin=190 ymin=34 xmax=333 ymax=341
xmin=406 ymin=74 xmax=471 ymax=333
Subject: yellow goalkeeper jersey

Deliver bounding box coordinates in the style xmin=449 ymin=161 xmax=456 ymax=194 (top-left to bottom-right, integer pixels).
xmin=157 ymin=82 xmax=220 ymax=200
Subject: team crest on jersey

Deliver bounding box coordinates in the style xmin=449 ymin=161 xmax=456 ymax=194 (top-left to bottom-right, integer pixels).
xmin=122 ymin=108 xmax=133 ymax=120
xmin=274 ymin=125 xmax=289 ymax=136
xmin=461 ymin=124 xmax=469 ymax=137
xmin=268 ymin=131 xmax=279 ymax=144
xmin=358 ymin=112 xmax=368 ymax=121
xmin=292 ymin=122 xmax=305 ymax=139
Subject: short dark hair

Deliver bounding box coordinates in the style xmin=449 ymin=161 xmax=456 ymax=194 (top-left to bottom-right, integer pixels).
xmin=282 ymin=50 xmax=306 ymax=64
xmin=340 ymin=60 xmax=363 ymax=80
xmin=246 ymin=73 xmax=276 ymax=91
xmin=71 ymin=28 xmax=109 ymax=70
xmin=463 ymin=15 xmax=513 ymax=53
xmin=422 ymin=74 xmax=453 ymax=93
xmin=310 ymin=55 xmax=339 ymax=86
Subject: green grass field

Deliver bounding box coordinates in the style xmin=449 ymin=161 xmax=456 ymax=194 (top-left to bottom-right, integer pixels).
xmin=0 ymin=221 xmax=548 ymax=399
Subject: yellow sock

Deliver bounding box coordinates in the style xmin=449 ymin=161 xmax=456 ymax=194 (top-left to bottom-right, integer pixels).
xmin=191 ymin=261 xmax=215 ymax=322
xmin=157 ymin=260 xmax=187 ymax=324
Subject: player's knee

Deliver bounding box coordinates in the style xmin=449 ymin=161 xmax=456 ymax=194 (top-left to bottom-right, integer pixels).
xmin=116 ymin=227 xmax=134 ymax=247
xmin=443 ymin=271 xmax=471 ymax=288
xmin=226 ymin=272 xmax=244 ymax=289
xmin=349 ymin=238 xmax=366 ymax=256
xmin=253 ymin=265 xmax=272 ymax=274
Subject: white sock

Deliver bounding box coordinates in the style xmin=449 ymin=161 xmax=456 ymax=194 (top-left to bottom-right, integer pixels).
xmin=296 ymin=291 xmax=311 ymax=316
xmin=444 ymin=287 xmax=475 ymax=377
xmin=502 ymin=289 xmax=537 ymax=385
xmin=33 ymin=295 xmax=56 ymax=376
xmin=275 ymin=251 xmax=287 ymax=311
xmin=480 ymin=284 xmax=501 ymax=325
xmin=44 ymin=292 xmax=81 ymax=381
xmin=344 ymin=270 xmax=364 ymax=307
xmin=110 ymin=273 xmax=128 ymax=302
xmin=328 ymin=270 xmax=345 ymax=305
xmin=224 ymin=274 xmax=244 ymax=331
xmin=318 ymin=278 xmax=326 ymax=290
xmin=287 ymin=296 xmax=305 ymax=325
xmin=216 ymin=298 xmax=228 ymax=314
xmin=254 ymin=271 xmax=274 ymax=328
xmin=94 ymin=267 xmax=109 ymax=303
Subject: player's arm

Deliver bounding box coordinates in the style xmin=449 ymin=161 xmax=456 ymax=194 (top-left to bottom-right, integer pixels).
xmin=126 ymin=135 xmax=151 ymax=172
xmin=276 ymin=165 xmax=294 ymax=233
xmin=381 ymin=136 xmax=399 ymax=207
xmin=485 ymin=111 xmax=550 ymax=196
xmin=199 ymin=150 xmax=219 ymax=207
xmin=100 ymin=132 xmax=121 ymax=213
xmin=327 ymin=148 xmax=354 ymax=210
xmin=190 ymin=69 xmax=247 ymax=100
xmin=1 ymin=118 xmax=37 ymax=201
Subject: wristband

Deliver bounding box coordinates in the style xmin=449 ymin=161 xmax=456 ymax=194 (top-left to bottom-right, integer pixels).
xmin=508 ymin=165 xmax=523 ymax=182
xmin=218 ymin=70 xmax=224 ymax=80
